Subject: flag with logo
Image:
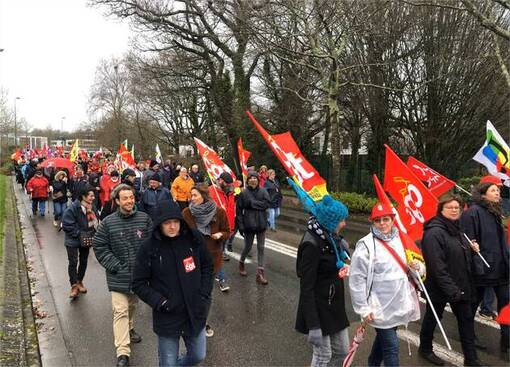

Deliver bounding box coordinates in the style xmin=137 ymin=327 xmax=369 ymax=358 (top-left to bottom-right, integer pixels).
xmin=237 ymin=138 xmax=251 ymax=186
xmin=383 ymin=145 xmax=438 ymax=241
xmin=246 ymin=111 xmax=328 ymax=201
xmin=69 ymin=140 xmax=79 ymax=162
xmin=117 ymin=141 xmax=135 ymax=172
xmin=406 ymin=156 xmax=456 ymax=198
xmin=473 ymin=120 xmax=510 ymax=186
xmin=155 ymin=144 xmax=163 ymax=164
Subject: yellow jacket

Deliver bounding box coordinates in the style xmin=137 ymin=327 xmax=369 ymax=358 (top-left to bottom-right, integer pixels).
xmin=171 ymin=176 xmax=195 ymax=202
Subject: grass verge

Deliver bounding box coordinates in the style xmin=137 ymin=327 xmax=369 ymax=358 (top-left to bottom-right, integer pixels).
xmin=0 ymin=175 xmax=6 ymax=259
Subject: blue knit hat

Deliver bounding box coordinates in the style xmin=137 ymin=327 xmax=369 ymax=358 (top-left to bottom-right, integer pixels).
xmin=314 ymin=195 xmax=349 ymax=233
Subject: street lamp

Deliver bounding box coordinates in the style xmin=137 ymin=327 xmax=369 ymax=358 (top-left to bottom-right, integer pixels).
xmin=14 ymin=96 xmax=21 ymax=147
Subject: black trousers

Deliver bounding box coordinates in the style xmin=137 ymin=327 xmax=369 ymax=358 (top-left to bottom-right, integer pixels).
xmin=473 ymin=284 xmax=510 ymax=348
xmin=419 ymin=300 xmax=477 ymax=362
xmin=66 ymin=246 xmax=90 ymax=286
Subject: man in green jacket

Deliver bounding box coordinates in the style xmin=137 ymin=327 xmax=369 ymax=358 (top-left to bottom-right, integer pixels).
xmin=93 ymin=184 xmax=152 ymax=367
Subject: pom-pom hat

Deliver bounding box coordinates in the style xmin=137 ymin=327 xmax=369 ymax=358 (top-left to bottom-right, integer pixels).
xmin=314 ymin=195 xmax=349 ymax=233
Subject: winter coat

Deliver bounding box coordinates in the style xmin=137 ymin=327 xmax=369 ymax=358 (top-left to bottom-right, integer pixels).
xmin=182 ymin=206 xmax=230 ymax=273
xmin=139 ymin=187 xmax=173 ymax=220
xmin=460 ymin=203 xmax=509 ymax=286
xmin=264 ymin=179 xmax=283 ymax=209
xmin=51 ymin=179 xmax=68 ymax=203
xmin=62 ymin=200 xmax=99 ymax=248
xmin=295 ymin=230 xmax=350 ymax=336
xmin=189 ymin=171 xmax=204 ymax=184
xmin=69 ymin=176 xmax=89 ymax=202
xmin=159 ymin=167 xmax=175 ymax=189
xmin=99 ymin=176 xmax=121 ymax=207
xmin=171 ymin=176 xmax=195 ymax=202
xmin=26 ymin=176 xmax=49 ymax=199
xmin=349 ymin=231 xmax=422 ymax=329
xmin=236 ymin=186 xmax=270 ymax=233
xmin=93 ymin=209 xmax=152 ymax=294
xmin=209 ymin=185 xmax=236 ymax=234
xmin=422 ymin=216 xmax=475 ymax=303
xmin=132 ymin=206 xmax=213 ymax=337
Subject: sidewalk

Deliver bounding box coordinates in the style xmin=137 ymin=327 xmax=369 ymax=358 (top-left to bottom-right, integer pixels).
xmin=0 ymin=176 xmax=40 ymax=367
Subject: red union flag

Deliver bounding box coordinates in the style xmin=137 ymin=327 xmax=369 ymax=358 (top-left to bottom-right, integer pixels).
xmin=407 ymin=156 xmax=455 ymax=198
xmin=237 ymin=138 xmax=251 ymax=185
xmin=246 ymin=111 xmax=328 ymax=201
xmin=383 ymin=145 xmax=438 ymax=240
xmin=194 ymin=137 xmax=237 ymax=184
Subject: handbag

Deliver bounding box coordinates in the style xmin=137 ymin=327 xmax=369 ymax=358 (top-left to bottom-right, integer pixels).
xmin=52 ymin=191 xmax=64 ymax=200
xmin=79 ymin=230 xmax=95 ymax=248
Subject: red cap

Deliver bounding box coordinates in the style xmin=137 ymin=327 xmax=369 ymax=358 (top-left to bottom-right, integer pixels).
xmin=369 ymin=202 xmax=395 ymax=221
xmin=480 ymin=175 xmax=502 ymax=186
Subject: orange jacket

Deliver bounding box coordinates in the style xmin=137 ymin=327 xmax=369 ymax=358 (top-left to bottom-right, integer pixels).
xmin=171 ymin=176 xmax=194 ymax=202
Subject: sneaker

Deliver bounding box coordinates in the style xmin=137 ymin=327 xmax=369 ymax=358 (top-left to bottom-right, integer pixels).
xmin=219 ymin=280 xmax=230 ymax=292
xmin=214 ymin=276 xmax=220 ymax=282
xmin=53 ymin=220 xmax=58 ymax=227
xmin=116 ymin=355 xmax=129 ymax=367
xmin=205 ymin=324 xmax=214 ymax=337
xmin=223 ymin=254 xmax=230 ymax=262
xmin=479 ymin=310 xmax=497 ymax=320
xmin=129 ymin=329 xmax=142 ymax=343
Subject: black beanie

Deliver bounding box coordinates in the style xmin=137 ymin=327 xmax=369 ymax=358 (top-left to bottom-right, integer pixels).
xmin=150 ymin=172 xmax=161 ymax=183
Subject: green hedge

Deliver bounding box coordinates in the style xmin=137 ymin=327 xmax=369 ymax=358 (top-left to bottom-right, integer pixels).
xmin=330 ymin=192 xmax=378 ymax=214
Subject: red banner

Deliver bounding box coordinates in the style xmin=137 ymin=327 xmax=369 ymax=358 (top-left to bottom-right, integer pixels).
xmin=407 ymin=157 xmax=455 ymax=198
xmin=237 ymin=138 xmax=251 ymax=186
xmin=373 ymin=174 xmax=425 ymax=264
xmin=383 ymin=145 xmax=438 ymax=240
xmin=246 ymin=111 xmax=328 ymax=201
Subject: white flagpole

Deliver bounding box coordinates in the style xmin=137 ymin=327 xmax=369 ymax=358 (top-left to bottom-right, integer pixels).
xmin=414 ymin=270 xmax=452 ymax=350
xmin=462 ymin=233 xmax=491 ymax=268
xmin=455 ymin=184 xmax=471 ymax=196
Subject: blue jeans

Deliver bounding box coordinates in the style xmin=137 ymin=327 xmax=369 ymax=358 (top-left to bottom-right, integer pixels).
xmin=368 ymin=327 xmax=399 ymax=367
xmin=32 ymin=199 xmax=46 ymax=215
xmin=158 ymin=328 xmax=206 ymax=367
xmin=217 ymin=267 xmax=227 ymax=281
xmin=480 ymin=288 xmax=495 ymax=314
xmin=53 ymin=201 xmax=67 ymax=220
xmin=267 ymin=207 xmax=280 ymax=230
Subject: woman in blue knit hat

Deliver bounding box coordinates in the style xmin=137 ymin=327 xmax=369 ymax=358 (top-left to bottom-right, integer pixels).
xmin=295 ymin=195 xmax=351 ymax=367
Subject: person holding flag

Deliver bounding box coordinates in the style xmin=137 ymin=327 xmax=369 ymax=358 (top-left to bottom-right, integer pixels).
xmin=349 ymin=202 xmax=424 ymax=367
xmin=419 ymin=193 xmax=482 ymax=366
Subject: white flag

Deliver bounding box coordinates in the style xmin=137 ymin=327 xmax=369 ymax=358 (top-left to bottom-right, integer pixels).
xmin=155 ymin=144 xmax=162 ymax=164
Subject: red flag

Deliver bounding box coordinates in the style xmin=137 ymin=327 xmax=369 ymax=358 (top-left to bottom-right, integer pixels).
xmin=40 ymin=144 xmax=48 ymax=157
xmin=373 ymin=174 xmax=425 ymax=265
xmin=117 ymin=143 xmax=135 ymax=170
xmin=496 ymin=304 xmax=510 ymax=325
xmin=407 ymin=157 xmax=456 ymax=198
xmin=383 ymin=145 xmax=438 ymax=240
xmin=246 ymin=110 xmax=328 ymax=201
xmin=10 ymin=148 xmax=22 ymax=161
xmin=237 ymin=138 xmax=251 ymax=185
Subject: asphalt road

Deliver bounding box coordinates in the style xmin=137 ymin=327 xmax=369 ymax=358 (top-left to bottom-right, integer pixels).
xmin=15 ymin=184 xmax=508 ymax=367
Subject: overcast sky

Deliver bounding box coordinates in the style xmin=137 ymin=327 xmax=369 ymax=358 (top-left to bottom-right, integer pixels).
xmin=0 ymin=0 xmax=131 ymax=132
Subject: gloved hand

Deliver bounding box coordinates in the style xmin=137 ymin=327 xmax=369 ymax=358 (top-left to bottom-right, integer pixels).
xmin=157 ymin=298 xmax=172 ymax=313
xmin=307 ymin=328 xmax=323 ymax=347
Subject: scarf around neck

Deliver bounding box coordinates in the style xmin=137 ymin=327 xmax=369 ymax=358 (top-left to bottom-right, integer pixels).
xmin=371 ymin=225 xmax=398 ymax=242
xmin=307 ymin=216 xmax=347 ymax=269
xmin=190 ymin=200 xmax=217 ymax=236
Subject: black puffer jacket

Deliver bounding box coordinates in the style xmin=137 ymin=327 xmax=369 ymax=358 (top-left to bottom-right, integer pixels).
xmin=460 ymin=203 xmax=509 ymax=286
xmin=236 ymin=186 xmax=270 ymax=233
xmin=62 ymin=200 xmax=98 ymax=248
xmin=133 ymin=203 xmax=213 ymax=337
xmin=295 ymin=230 xmax=349 ymax=336
xmin=422 ymin=215 xmax=475 ymax=303
xmin=264 ymin=178 xmax=283 ymax=209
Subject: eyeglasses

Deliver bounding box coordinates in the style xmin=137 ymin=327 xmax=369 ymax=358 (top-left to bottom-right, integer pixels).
xmin=373 ymin=217 xmax=392 ymax=224
xmin=443 ymin=206 xmax=460 ymax=211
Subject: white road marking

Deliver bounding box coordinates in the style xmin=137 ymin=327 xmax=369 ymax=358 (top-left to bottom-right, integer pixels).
xmin=397 ymin=328 xmax=465 ymax=366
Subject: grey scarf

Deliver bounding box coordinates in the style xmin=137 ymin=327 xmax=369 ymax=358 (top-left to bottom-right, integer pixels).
xmin=189 ymin=200 xmax=217 ymax=236
xmin=371 ymin=226 xmax=399 ymax=242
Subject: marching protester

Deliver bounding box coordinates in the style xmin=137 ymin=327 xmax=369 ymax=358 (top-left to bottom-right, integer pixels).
xmin=134 ymin=161 xmax=146 ymax=194
xmin=461 ymin=181 xmax=510 ymax=357
xmin=263 ymin=169 xmax=282 ymax=232
xmin=93 ymin=184 xmax=152 ymax=367
xmin=143 ymin=159 xmax=160 ymax=189
xmin=50 ymin=170 xmax=69 ymax=226
xmin=139 ymin=173 xmax=173 ymax=221
xmin=171 ymin=167 xmax=194 ymax=211
xmin=419 ymin=193 xmax=482 ymax=366
xmin=26 ymin=169 xmax=50 ymax=216
xmin=88 ymin=171 xmax=101 ymax=210
xmin=69 ymin=165 xmax=89 ymax=202
xmin=62 ymin=185 xmax=99 ymax=299
xmin=121 ymin=169 xmax=139 ymax=201
xmin=258 ymin=165 xmax=268 ymax=188
xmin=236 ymin=171 xmax=271 ymax=284
xmin=133 ymin=199 xmax=213 ymax=367
xmin=100 ymin=169 xmax=139 ymax=221
xmin=99 ymin=169 xmax=121 ymax=209
xmin=183 ymin=183 xmax=231 ymax=295
xmin=189 ymin=164 xmax=205 ymax=184
xmin=159 ymin=160 xmax=175 ymax=189
xmin=350 ymin=202 xmax=425 ymax=367
xmin=295 ymin=195 xmax=350 ymax=367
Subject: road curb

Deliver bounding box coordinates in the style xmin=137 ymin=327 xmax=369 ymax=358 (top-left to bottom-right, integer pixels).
xmin=13 ymin=177 xmax=72 ymax=367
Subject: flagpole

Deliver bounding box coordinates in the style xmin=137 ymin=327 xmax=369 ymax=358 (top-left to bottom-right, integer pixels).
xmin=455 ymin=184 xmax=472 ymax=196
xmin=462 ymin=233 xmax=491 ymax=268
xmin=415 ymin=270 xmax=452 ymax=350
